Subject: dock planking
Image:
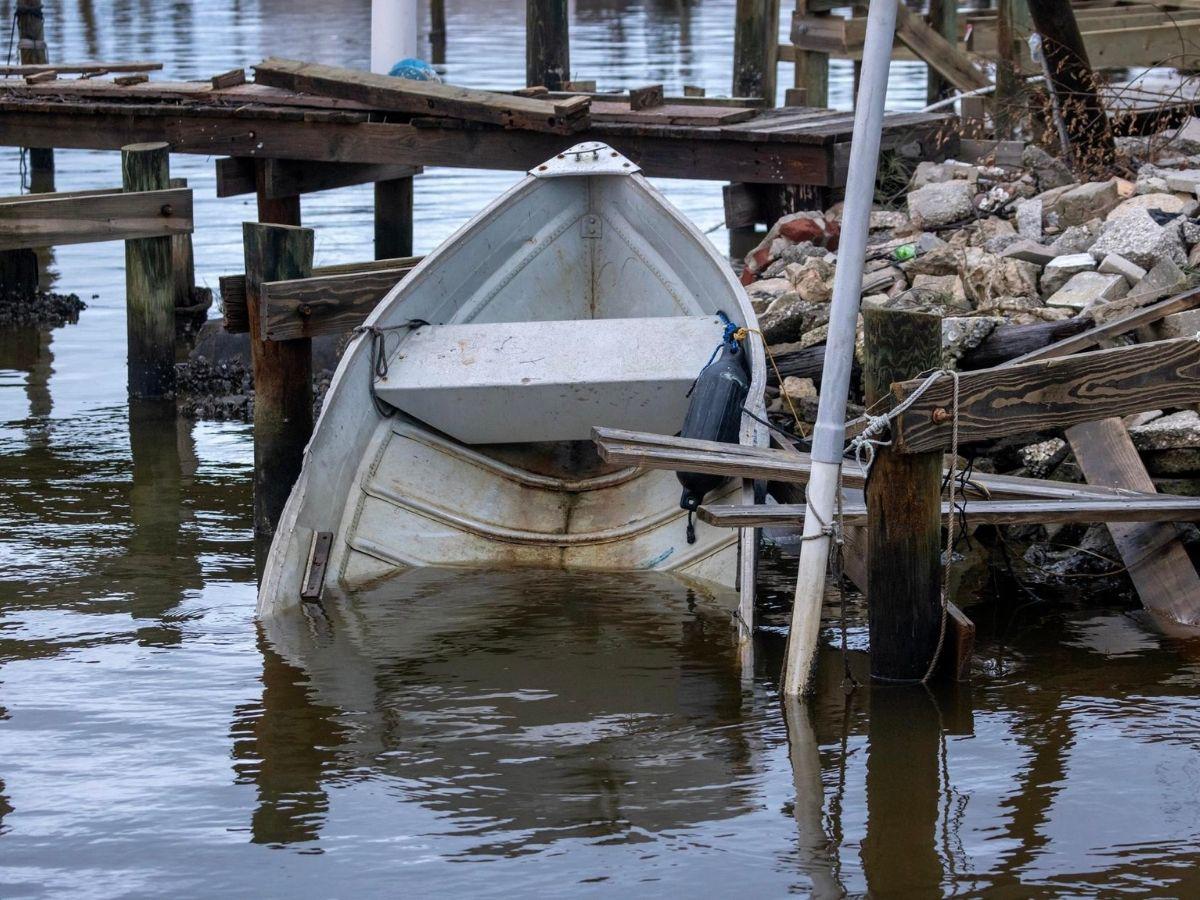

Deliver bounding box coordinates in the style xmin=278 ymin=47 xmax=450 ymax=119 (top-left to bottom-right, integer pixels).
xmin=0 ymin=186 xmax=191 ymax=250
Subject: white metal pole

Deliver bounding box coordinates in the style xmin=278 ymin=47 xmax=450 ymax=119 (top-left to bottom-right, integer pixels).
xmin=782 ymin=0 xmax=899 ymax=697
xmin=371 ymin=0 xmax=420 ymax=74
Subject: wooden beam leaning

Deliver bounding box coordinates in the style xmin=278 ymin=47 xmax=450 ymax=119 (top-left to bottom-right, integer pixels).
xmin=891 ymin=338 xmax=1200 ymax=453
xmin=253 ymin=58 xmax=590 ymax=133
xmin=0 ymin=187 xmax=191 ymax=250
xmin=215 ymin=157 xmax=422 ymax=200
xmin=699 ymin=497 xmax=1200 ymax=528
xmin=220 ymin=255 xmax=422 ymax=334
xmin=893 ymin=0 xmax=990 ymax=93
xmin=261 ymin=265 xmax=416 ymax=340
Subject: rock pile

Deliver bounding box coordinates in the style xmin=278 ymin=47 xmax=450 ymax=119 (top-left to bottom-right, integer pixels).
xmin=739 ymin=125 xmax=1200 ymax=589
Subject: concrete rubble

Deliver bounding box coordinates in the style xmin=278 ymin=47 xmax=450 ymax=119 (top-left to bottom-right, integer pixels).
xmin=739 ymin=123 xmax=1200 ymax=589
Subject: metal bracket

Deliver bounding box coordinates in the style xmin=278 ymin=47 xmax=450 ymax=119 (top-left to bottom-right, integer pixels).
xmin=530 ymin=142 xmax=641 ymax=178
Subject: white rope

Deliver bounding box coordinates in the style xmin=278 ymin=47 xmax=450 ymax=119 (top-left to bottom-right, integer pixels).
xmin=846 ymin=369 xmax=952 ymax=475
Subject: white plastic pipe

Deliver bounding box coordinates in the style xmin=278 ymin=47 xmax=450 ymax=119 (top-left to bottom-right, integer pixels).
xmin=371 ymin=0 xmax=420 ymax=75
xmin=782 ymin=0 xmax=899 ymax=697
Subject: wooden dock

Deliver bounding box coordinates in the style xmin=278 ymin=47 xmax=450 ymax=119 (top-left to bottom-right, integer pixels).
xmin=0 ymin=75 xmax=951 ymax=190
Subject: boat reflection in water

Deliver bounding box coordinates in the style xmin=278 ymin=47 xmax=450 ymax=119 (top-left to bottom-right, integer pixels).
xmin=241 ymin=568 xmax=760 ymax=855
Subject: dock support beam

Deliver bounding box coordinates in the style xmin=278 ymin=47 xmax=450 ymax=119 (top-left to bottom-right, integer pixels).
xmin=121 ymin=142 xmax=175 ymax=399
xmin=375 ymin=175 xmax=414 ymax=259
xmin=926 ymin=0 xmax=957 ymax=104
xmin=1027 ymin=0 xmax=1115 ymax=171
xmin=243 ymin=223 xmax=315 ymax=552
xmin=0 ymin=248 xmax=38 ymax=300
xmin=862 ymin=307 xmax=944 ymax=682
xmin=16 ymin=0 xmax=53 ymax=191
xmin=429 ymin=0 xmax=446 ymax=65
xmin=733 ymin=0 xmax=779 ymax=104
xmin=793 ymin=0 xmax=829 ymax=108
xmin=526 ymin=0 xmax=570 ymax=90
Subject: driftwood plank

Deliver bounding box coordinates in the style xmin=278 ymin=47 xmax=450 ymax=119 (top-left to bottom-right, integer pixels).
xmin=0 ymin=60 xmax=162 ymax=76
xmin=221 ymin=255 xmax=421 ymax=334
xmin=252 ymin=58 xmax=590 ymax=134
xmin=892 ymin=338 xmax=1200 ymax=453
xmin=262 ymin=266 xmax=415 ymax=340
xmin=215 ymin=156 xmax=421 ymax=199
xmin=0 ymin=187 xmax=191 ymax=250
xmin=592 ymin=427 xmax=1175 ymax=502
xmin=698 ymin=497 xmax=1200 ymax=528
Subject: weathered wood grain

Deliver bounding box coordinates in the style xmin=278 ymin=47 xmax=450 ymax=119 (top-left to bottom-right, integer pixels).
xmin=698 ymin=497 xmax=1200 ymax=528
xmin=222 ymin=255 xmax=421 ymax=334
xmin=892 ymin=338 xmax=1200 ymax=453
xmin=253 ymin=58 xmax=589 ymax=134
xmin=214 ymin=156 xmax=421 ymax=199
xmin=628 ymin=84 xmax=665 ymax=110
xmin=0 ymin=186 xmax=191 ymax=250
xmin=262 ymin=266 xmax=414 ymax=340
xmin=211 ymin=68 xmax=246 ymax=90
xmin=591 ymin=427 xmax=1178 ymax=502
xmin=0 ymin=60 xmax=162 ymax=76
xmin=894 ymin=1 xmax=990 ymax=92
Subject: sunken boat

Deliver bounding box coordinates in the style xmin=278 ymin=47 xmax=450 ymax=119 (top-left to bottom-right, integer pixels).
xmin=258 ymin=142 xmax=767 ymax=618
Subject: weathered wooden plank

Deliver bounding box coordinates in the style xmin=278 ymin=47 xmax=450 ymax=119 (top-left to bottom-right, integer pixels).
xmin=211 ymin=68 xmax=246 ymax=90
xmin=221 ymin=255 xmax=421 ymax=334
xmin=0 ymin=108 xmax=838 ymax=184
xmin=0 ymin=186 xmax=191 ymax=250
xmin=253 ymin=57 xmax=589 ymax=134
xmin=1007 ymin=287 xmax=1200 ymax=365
xmin=588 ymin=101 xmax=756 ymax=126
xmin=894 ymin=1 xmax=991 ymax=92
xmin=0 ymin=60 xmax=162 ymax=75
xmin=215 ymin=156 xmax=421 ymax=199
xmin=262 ymin=266 xmax=414 ymax=340
xmin=698 ymin=497 xmax=1200 ymax=528
xmin=628 ymin=84 xmax=664 ymax=110
xmin=592 ymin=427 xmax=1176 ymax=502
xmin=892 ymin=339 xmax=1200 ymax=453
xmin=114 ymin=73 xmax=149 ymax=86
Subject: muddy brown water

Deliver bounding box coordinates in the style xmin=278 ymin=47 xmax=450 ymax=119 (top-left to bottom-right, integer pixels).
xmin=3 ymin=1 xmax=1200 ymax=897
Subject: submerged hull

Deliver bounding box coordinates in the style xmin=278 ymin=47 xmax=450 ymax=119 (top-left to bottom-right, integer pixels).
xmin=258 ymin=144 xmax=766 ymax=618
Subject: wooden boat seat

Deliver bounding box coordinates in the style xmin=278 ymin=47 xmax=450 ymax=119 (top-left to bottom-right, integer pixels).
xmin=374 ymin=315 xmax=729 ymax=444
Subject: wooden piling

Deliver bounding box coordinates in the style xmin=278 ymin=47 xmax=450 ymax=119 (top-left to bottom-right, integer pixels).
xmin=862 ymin=307 xmax=944 ymax=682
xmin=926 ymin=0 xmax=957 ymax=104
xmin=243 ymin=223 xmax=314 ymax=548
xmin=16 ymin=0 xmax=53 ymax=190
xmin=429 ymin=0 xmax=447 ymax=65
xmin=374 ymin=176 xmax=414 ymax=259
xmin=526 ymin=0 xmax=570 ymax=91
xmin=0 ymin=248 xmax=38 ymax=299
xmin=1026 ymin=0 xmax=1115 ymax=170
xmin=255 ymin=160 xmax=301 ymax=226
xmin=793 ymin=0 xmax=829 ymax=108
xmin=168 ymin=176 xmax=196 ymax=316
xmin=733 ymin=0 xmax=779 ymax=105
xmin=121 ymin=142 xmax=175 ymax=399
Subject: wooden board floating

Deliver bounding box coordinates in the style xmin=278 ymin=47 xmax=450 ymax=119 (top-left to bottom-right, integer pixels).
xmin=698 ymin=497 xmax=1200 ymax=529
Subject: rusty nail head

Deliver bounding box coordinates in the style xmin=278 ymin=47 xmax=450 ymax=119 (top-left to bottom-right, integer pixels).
xmin=932 ymin=407 xmax=950 ymax=425
xmin=298 ymin=304 xmax=312 ymax=317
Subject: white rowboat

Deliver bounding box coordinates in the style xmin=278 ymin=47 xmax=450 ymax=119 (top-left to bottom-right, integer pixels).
xmin=257 ymin=143 xmax=767 ymax=619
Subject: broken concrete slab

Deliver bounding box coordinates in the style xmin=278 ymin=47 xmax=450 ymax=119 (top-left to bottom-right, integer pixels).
xmin=1097 ymin=253 xmax=1147 ymax=284
xmin=1129 ymin=409 xmax=1200 ymax=450
xmin=1016 ymin=198 xmax=1043 ymax=241
xmin=1041 ymin=253 xmax=1097 ymax=295
xmin=1130 ymin=256 xmax=1189 ymax=304
xmin=1001 ymin=239 xmax=1057 ymax=266
xmin=1107 ymin=192 xmax=1193 ymax=220
xmin=907 ymin=180 xmax=976 ymax=229
xmin=1045 ymin=270 xmax=1128 ymax=310
xmin=1056 ymin=180 xmax=1121 ymax=226
xmin=1088 ymin=208 xmax=1187 ymax=269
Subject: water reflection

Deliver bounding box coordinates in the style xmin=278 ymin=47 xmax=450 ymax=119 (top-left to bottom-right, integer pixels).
xmin=250 ymin=570 xmax=755 ymax=854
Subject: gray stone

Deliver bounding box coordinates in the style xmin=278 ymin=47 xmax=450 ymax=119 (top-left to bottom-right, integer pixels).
xmin=1129 ymin=410 xmax=1200 ymax=450
xmin=1097 ymin=253 xmax=1147 ymax=284
xmin=758 ymin=293 xmax=821 ymax=344
xmin=1019 ymin=438 xmax=1069 ymax=478
xmin=869 ymin=209 xmax=912 ymax=231
xmin=910 ymin=160 xmax=978 ymax=190
xmin=1016 ymin=198 xmax=1043 ymax=241
xmin=983 ymin=232 xmax=1023 ymax=254
xmin=912 ymin=272 xmax=968 ymax=308
xmin=1045 ymin=271 xmax=1128 ymax=310
xmin=1153 ymin=308 xmax=1200 ymax=340
xmin=1001 ymin=239 xmax=1057 ymax=266
xmin=1040 ymin=253 xmax=1096 ymax=295
xmin=1130 ymin=256 xmax=1188 ymax=304
xmin=1165 ymin=168 xmax=1200 ymax=194
xmin=1087 ymin=209 xmax=1186 ymax=269
xmin=916 ymin=232 xmax=946 ymax=254
xmin=1049 ymin=222 xmax=1101 ymax=256
xmin=1022 ymin=145 xmax=1074 ymax=190
xmin=1182 ymin=219 xmax=1200 ymax=246
xmin=1135 ymin=175 xmax=1170 ymax=195
xmin=907 ymin=180 xmax=976 ymax=229
xmin=1143 ymin=448 xmax=1200 ymax=476
xmin=942 ymin=316 xmax=1000 ymax=365
xmin=1057 ymin=180 xmax=1121 ymax=226
xmin=1106 ymin=192 xmax=1192 ymax=220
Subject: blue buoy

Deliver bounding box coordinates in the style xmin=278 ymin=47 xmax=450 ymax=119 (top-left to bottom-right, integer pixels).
xmin=388 ymin=58 xmax=442 ymax=82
